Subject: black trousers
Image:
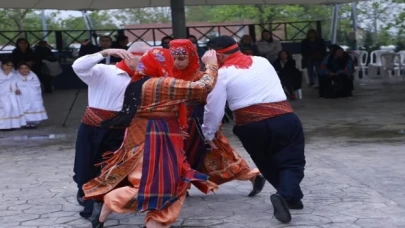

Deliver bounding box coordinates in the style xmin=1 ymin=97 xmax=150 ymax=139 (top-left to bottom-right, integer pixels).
xmin=279 ymin=68 xmax=302 ymax=95
xmin=319 ymin=74 xmax=353 ymax=98
xmin=233 ymin=113 xmax=306 ymax=202
xmin=73 ymin=123 xmax=125 ymax=215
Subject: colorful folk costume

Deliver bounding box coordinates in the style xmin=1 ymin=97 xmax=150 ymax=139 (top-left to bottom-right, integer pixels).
xmin=83 ymin=48 xmax=219 ymax=228
xmin=15 ymin=64 xmax=48 ymax=128
xmin=72 ymin=50 xmax=145 ymax=218
xmin=169 ymin=39 xmax=265 ymax=196
xmin=202 ymin=36 xmax=306 ymax=224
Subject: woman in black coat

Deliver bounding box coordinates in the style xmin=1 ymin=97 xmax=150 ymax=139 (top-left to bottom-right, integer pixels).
xmin=273 ymin=50 xmax=302 ymax=100
xmin=301 ymin=29 xmax=326 ymax=87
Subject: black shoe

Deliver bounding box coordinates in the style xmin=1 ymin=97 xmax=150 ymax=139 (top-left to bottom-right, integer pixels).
xmin=270 ymin=194 xmax=291 ymax=224
xmin=76 ymin=191 xmax=85 ymax=206
xmin=92 ymin=220 xmax=104 ymax=228
xmin=248 ymin=174 xmax=266 ymax=197
xmin=287 ymin=200 xmax=304 ymax=210
xmin=79 ymin=199 xmax=94 ymax=219
xmin=186 ymin=191 xmax=190 ymax=197
xmin=90 ymin=201 xmax=104 ymax=228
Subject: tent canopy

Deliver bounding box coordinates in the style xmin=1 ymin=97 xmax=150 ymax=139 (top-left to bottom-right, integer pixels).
xmin=1 ymin=0 xmax=359 ymax=10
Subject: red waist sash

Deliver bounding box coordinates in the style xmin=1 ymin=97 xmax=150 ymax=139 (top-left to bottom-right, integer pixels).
xmin=136 ymin=112 xmax=178 ymax=120
xmin=234 ymin=101 xmax=293 ymax=125
xmin=81 ymin=107 xmax=119 ymax=127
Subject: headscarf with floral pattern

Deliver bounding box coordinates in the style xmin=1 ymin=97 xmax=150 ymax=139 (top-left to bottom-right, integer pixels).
xmin=132 ymin=48 xmax=174 ymax=81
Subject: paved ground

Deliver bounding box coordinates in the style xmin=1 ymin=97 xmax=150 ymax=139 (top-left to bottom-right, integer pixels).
xmin=1 ymin=78 xmax=405 ymax=228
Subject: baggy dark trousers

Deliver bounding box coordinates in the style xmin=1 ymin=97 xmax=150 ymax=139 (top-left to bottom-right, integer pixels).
xmin=73 ymin=123 xmax=125 ymax=215
xmin=233 ymin=113 xmax=306 ymax=202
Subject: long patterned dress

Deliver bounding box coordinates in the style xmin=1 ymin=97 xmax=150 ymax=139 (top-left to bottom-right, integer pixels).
xmin=84 ymin=56 xmax=218 ymax=225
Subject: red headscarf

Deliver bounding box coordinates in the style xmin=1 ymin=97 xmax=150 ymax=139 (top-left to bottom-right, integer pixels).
xmin=115 ymin=52 xmax=145 ymax=75
xmin=169 ymin=39 xmax=201 ymax=81
xmin=130 ymin=48 xmax=188 ymax=130
xmin=169 ymin=39 xmax=202 ymax=130
xmin=131 ymin=48 xmax=174 ymax=82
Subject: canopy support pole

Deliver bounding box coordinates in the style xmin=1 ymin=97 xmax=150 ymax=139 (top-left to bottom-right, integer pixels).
xmin=351 ymin=2 xmax=358 ymax=50
xmin=82 ymin=11 xmax=97 ymax=45
xmin=41 ymin=10 xmax=48 ymax=41
xmin=170 ymin=0 xmax=187 ymax=38
xmin=330 ymin=4 xmax=340 ymax=44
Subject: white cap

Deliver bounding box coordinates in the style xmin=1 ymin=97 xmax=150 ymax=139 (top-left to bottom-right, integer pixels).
xmin=127 ymin=41 xmax=152 ymax=54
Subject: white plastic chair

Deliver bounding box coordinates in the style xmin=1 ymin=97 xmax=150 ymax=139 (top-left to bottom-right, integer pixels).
xmin=349 ymin=52 xmax=361 ymax=80
xmin=354 ymin=50 xmax=368 ymax=79
xmin=292 ymin=54 xmax=305 ymax=99
xmin=368 ymin=50 xmax=394 ymax=78
xmin=398 ymin=50 xmax=405 ymax=72
xmin=381 ymin=53 xmax=402 ymax=80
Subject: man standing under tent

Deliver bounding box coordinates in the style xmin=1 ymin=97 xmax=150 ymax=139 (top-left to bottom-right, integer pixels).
xmin=202 ymin=36 xmax=306 ymax=224
xmin=71 ymin=42 xmax=152 ymax=219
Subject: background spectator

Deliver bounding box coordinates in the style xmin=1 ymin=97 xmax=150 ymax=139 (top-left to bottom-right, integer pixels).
xmin=256 ymin=30 xmax=282 ymax=63
xmin=301 ymin=29 xmax=326 ymax=87
xmin=161 ymin=36 xmax=173 ymax=49
xmin=272 ymin=50 xmax=302 ymax=100
xmin=238 ymin=35 xmax=259 ymax=56
xmin=319 ymin=45 xmax=354 ymax=98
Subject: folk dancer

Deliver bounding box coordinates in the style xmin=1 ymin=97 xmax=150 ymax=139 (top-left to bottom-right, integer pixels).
xmin=169 ymin=39 xmax=265 ymax=196
xmin=0 ymin=58 xmax=26 ymax=130
xmin=83 ymin=48 xmax=219 ymax=228
xmin=71 ymin=43 xmax=152 ymax=218
xmin=15 ymin=62 xmax=48 ymax=128
xmin=202 ymin=36 xmax=306 ymax=224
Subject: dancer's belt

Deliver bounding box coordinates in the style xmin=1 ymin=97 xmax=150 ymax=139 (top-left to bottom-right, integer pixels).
xmin=81 ymin=107 xmax=120 ymax=127
xmin=234 ymin=101 xmax=293 ymax=125
xmin=136 ymin=112 xmax=178 ymax=120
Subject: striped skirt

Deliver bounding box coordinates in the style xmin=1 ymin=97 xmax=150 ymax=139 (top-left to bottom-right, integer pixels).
xmin=83 ymin=116 xmax=217 ymax=213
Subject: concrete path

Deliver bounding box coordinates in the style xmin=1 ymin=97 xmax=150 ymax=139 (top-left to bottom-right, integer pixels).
xmin=1 ymin=79 xmax=405 ymax=228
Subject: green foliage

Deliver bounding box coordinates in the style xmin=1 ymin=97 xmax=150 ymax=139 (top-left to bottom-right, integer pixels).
xmin=56 ymin=11 xmax=117 ymax=30
xmin=114 ymin=8 xmax=171 ymax=25
xmin=376 ymin=28 xmax=393 ymax=46
xmin=395 ymin=36 xmax=405 ymax=51
xmin=0 ymin=1 xmax=404 ymax=48
xmin=357 ymin=0 xmax=397 ymax=33
xmin=362 ymin=31 xmax=375 ymax=51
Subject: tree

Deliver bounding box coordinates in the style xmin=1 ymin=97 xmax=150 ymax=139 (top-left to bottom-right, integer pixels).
xmin=0 ymin=9 xmax=32 ymax=30
xmin=206 ymin=5 xmax=337 ymax=40
xmin=0 ymin=9 xmax=55 ymax=45
xmin=395 ymin=34 xmax=405 ymax=52
xmin=114 ymin=8 xmax=171 ymax=26
xmin=362 ymin=30 xmax=376 ymax=52
xmin=376 ymin=28 xmax=394 ymax=46
xmin=56 ymin=11 xmax=117 ymax=30
xmin=357 ymin=0 xmax=397 ymax=34
xmin=186 ymin=6 xmax=215 ymax=22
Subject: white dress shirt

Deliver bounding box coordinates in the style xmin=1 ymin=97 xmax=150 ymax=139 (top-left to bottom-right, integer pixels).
xmin=202 ymin=56 xmax=287 ymax=140
xmin=72 ymin=53 xmax=131 ymax=111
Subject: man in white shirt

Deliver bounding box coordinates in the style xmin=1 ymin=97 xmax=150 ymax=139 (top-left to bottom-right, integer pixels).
xmin=71 ymin=42 xmax=152 ymax=219
xmin=202 ymin=36 xmax=306 ymax=224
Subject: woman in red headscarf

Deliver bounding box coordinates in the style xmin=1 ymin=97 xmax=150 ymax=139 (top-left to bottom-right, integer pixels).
xmin=83 ymin=48 xmax=219 ymax=228
xmin=169 ymin=39 xmax=265 ymax=196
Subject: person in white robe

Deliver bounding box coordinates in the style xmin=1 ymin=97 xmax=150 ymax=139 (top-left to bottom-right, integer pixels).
xmin=0 ymin=59 xmax=26 ymax=130
xmin=16 ymin=62 xmax=48 ymax=128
